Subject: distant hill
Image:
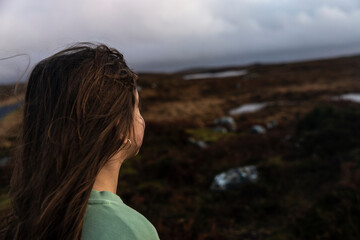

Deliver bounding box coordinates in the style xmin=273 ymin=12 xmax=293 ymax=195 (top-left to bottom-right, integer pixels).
xmin=172 ymin=53 xmax=360 ymax=75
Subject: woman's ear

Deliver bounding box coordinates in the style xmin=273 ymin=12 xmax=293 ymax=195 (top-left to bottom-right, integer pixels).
xmin=119 ymin=132 xmax=129 ymax=145
xmin=115 ymin=119 xmax=130 ymax=145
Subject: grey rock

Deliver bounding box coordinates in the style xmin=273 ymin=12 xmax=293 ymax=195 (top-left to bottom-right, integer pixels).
xmin=213 ymin=116 xmax=237 ymax=132
xmin=249 ymin=125 xmax=267 ymax=134
xmin=210 ymin=165 xmax=258 ymax=191
xmin=0 ymin=157 xmax=10 ymax=167
xmin=266 ymin=120 xmax=277 ymax=129
xmin=188 ymin=137 xmax=208 ymax=149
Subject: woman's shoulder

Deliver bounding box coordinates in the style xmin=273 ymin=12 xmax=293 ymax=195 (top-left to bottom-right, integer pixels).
xmin=81 ymin=190 xmax=160 ymax=240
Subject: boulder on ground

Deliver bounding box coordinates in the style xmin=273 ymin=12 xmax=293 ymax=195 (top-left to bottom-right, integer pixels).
xmin=212 ymin=116 xmax=237 ymax=132
xmin=188 ymin=137 xmax=208 ymax=149
xmin=266 ymin=119 xmax=277 ymax=129
xmin=210 ymin=165 xmax=258 ymax=190
xmin=249 ymin=125 xmax=267 ymax=134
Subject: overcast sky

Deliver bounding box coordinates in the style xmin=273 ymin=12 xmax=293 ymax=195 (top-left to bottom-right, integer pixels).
xmin=1 ymin=0 xmax=360 ymax=83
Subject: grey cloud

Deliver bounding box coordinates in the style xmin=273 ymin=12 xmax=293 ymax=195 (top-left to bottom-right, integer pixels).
xmin=1 ymin=0 xmax=360 ymax=82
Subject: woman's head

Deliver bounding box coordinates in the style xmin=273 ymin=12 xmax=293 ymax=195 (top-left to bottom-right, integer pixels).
xmin=0 ymin=43 xmax=143 ymax=240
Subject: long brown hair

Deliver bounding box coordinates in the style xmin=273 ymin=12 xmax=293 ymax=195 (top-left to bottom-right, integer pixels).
xmin=0 ymin=43 xmax=139 ymax=239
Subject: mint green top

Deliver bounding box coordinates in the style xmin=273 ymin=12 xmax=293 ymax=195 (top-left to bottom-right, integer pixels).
xmin=81 ymin=189 xmax=160 ymax=240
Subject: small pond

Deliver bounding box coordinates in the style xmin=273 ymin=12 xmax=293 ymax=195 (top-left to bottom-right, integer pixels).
xmin=331 ymin=93 xmax=360 ymax=104
xmin=183 ymin=69 xmax=248 ymax=80
xmin=229 ymin=102 xmax=272 ymax=115
xmin=0 ymin=101 xmax=23 ymax=120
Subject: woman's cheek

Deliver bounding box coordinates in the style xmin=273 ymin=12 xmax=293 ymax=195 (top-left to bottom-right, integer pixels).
xmin=136 ymin=116 xmax=145 ymax=145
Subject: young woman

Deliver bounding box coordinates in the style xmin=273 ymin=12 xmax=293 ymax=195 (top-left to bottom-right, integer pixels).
xmin=0 ymin=43 xmax=160 ymax=240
